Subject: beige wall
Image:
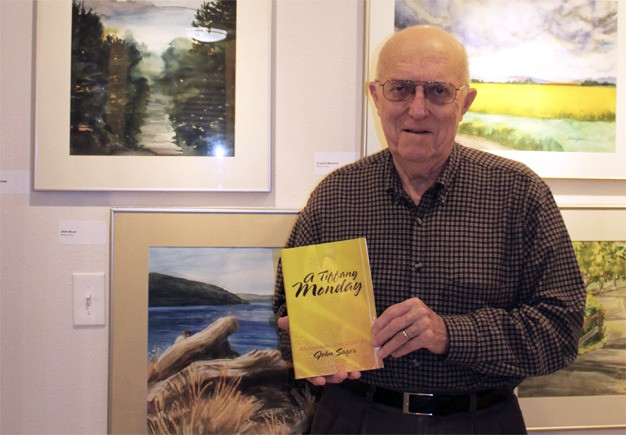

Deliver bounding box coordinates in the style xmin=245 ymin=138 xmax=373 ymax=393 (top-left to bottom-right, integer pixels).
xmin=1 ymin=0 xmax=624 ymax=433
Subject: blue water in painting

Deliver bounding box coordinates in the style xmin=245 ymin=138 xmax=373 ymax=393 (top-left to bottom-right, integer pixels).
xmin=148 ymin=301 xmax=279 ymax=359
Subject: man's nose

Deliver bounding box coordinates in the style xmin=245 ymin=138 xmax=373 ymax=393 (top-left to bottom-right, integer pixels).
xmin=407 ymin=86 xmax=428 ymax=118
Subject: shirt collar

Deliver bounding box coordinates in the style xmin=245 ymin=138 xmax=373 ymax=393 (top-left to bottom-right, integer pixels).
xmin=384 ymin=143 xmax=461 ymax=205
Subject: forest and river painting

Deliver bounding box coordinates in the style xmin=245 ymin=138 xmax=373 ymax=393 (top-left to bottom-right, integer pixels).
xmin=70 ymin=0 xmax=236 ymax=156
xmin=146 ymin=247 xmax=313 ymax=434
xmin=395 ymin=0 xmax=617 ymax=153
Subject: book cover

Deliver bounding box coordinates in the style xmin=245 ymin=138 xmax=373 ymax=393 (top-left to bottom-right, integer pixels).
xmin=280 ymin=237 xmax=383 ymax=379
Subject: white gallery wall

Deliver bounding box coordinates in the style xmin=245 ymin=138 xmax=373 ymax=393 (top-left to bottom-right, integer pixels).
xmin=1 ymin=0 xmax=625 ymax=433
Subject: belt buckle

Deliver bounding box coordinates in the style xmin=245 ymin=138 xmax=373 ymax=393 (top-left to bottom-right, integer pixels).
xmin=402 ymin=392 xmax=434 ymax=416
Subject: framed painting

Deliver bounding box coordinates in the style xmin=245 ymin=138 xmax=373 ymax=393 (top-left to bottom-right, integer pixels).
xmin=109 ymin=208 xmax=310 ymax=434
xmin=34 ymin=0 xmax=272 ymax=191
xmin=364 ymin=0 xmax=626 ymax=179
xmin=518 ymin=206 xmax=626 ymax=430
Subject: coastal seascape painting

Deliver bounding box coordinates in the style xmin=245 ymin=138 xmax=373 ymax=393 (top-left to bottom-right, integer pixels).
xmin=109 ymin=210 xmax=299 ymax=432
xmin=146 ymin=247 xmax=312 ymax=433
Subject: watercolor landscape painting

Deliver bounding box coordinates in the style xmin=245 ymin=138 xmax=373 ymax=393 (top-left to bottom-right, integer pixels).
xmin=518 ymin=241 xmax=626 ymax=398
xmin=146 ymin=247 xmax=313 ymax=434
xmin=70 ymin=0 xmax=236 ymax=156
xmin=394 ymin=0 xmax=617 ymax=153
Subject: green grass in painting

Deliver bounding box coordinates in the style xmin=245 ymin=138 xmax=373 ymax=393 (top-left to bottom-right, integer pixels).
xmin=458 ymin=120 xmax=564 ymax=151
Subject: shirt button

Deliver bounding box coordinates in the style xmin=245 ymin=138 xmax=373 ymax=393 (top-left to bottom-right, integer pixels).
xmin=414 ymin=262 xmax=423 ymax=269
xmin=411 ymin=360 xmax=421 ymax=367
xmin=416 ymin=217 xmax=423 ymax=225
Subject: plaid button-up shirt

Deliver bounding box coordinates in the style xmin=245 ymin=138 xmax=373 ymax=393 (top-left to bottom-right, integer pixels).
xmin=273 ymin=144 xmax=585 ymax=391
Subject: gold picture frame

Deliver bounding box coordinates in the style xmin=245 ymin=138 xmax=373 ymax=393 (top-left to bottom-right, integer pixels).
xmin=109 ymin=208 xmax=298 ymax=433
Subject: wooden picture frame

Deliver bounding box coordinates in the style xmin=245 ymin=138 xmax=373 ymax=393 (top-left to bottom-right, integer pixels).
xmin=109 ymin=208 xmax=299 ymax=433
xmin=34 ymin=0 xmax=272 ymax=191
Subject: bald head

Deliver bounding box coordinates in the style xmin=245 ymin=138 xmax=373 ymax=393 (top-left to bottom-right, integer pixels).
xmin=376 ymin=25 xmax=470 ymax=84
xmin=368 ymin=24 xmax=477 ymax=182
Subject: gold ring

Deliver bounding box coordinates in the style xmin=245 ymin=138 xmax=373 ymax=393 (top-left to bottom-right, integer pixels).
xmin=401 ymin=330 xmax=409 ymax=340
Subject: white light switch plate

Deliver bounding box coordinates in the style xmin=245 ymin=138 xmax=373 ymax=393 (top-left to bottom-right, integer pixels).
xmin=73 ymin=273 xmax=105 ymax=326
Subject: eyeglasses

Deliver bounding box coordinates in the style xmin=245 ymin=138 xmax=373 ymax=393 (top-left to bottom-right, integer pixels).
xmin=375 ymin=80 xmax=468 ymax=105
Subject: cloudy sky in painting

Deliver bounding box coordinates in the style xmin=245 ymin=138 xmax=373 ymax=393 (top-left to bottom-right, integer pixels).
xmin=149 ymin=247 xmax=279 ymax=295
xmin=395 ymin=0 xmax=618 ymax=82
xmin=83 ymin=0 xmax=205 ymax=54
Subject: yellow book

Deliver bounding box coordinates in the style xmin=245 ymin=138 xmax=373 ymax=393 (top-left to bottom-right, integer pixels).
xmin=281 ymin=237 xmax=383 ymax=379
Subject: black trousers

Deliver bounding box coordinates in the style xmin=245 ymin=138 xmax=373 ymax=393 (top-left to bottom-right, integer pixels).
xmin=310 ymin=384 xmax=528 ymax=434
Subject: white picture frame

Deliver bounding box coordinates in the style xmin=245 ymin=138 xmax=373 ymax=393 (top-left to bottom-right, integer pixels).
xmin=518 ymin=206 xmax=626 ymax=430
xmin=364 ymin=0 xmax=626 ymax=180
xmin=34 ymin=0 xmax=272 ymax=191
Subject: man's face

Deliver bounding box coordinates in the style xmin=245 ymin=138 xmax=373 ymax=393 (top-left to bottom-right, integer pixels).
xmin=369 ymin=50 xmax=476 ymax=169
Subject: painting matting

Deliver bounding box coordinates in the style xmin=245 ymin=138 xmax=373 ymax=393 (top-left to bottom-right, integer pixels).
xmin=364 ymin=0 xmax=626 ymax=180
xmin=34 ymin=0 xmax=272 ymax=191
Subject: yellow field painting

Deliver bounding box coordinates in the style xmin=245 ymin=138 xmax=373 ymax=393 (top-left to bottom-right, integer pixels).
xmin=469 ymin=83 xmax=616 ymax=122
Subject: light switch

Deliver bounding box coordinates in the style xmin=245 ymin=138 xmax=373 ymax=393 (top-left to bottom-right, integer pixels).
xmin=73 ymin=273 xmax=105 ymax=326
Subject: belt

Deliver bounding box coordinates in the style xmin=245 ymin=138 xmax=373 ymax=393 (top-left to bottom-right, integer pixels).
xmin=338 ymin=379 xmax=513 ymax=416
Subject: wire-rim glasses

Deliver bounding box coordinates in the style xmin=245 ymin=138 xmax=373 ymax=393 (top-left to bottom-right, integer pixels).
xmin=375 ymin=80 xmax=468 ymax=105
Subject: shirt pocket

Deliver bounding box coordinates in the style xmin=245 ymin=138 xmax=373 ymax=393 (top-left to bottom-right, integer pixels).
xmin=442 ymin=264 xmax=517 ymax=313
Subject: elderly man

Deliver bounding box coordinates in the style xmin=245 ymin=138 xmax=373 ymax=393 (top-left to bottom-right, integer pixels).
xmin=273 ymin=25 xmax=585 ymax=434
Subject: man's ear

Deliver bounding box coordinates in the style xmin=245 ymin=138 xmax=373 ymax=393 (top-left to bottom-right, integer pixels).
xmin=368 ymin=81 xmax=383 ymax=115
xmin=461 ymin=87 xmax=477 ymax=115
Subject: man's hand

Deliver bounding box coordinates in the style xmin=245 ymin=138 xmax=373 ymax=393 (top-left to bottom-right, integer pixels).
xmin=304 ymin=371 xmax=362 ymax=386
xmin=276 ymin=315 xmax=362 ymax=385
xmin=371 ymin=297 xmax=449 ymax=358
xmin=276 ymin=315 xmax=290 ymax=332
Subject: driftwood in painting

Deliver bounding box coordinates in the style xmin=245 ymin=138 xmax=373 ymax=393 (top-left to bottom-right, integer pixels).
xmin=148 ymin=316 xmax=239 ymax=384
xmin=147 ymin=316 xmax=314 ymax=434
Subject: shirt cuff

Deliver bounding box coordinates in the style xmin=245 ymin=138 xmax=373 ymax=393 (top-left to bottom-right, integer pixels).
xmin=441 ymin=314 xmax=479 ymax=365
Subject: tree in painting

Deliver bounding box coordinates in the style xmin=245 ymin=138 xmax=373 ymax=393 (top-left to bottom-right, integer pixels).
xmin=70 ymin=1 xmax=148 ymax=154
xmin=160 ymin=0 xmax=237 ymax=157
xmin=576 ymin=242 xmax=626 ymax=351
xmin=69 ymin=0 xmax=237 ymax=156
